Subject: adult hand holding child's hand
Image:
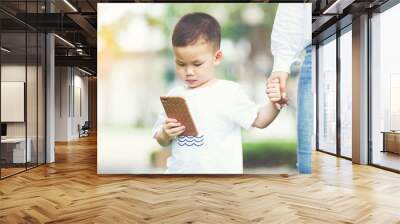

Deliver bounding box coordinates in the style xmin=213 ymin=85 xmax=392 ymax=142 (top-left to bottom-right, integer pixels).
xmin=266 ymin=78 xmax=283 ymax=110
xmin=266 ymin=71 xmax=289 ymax=109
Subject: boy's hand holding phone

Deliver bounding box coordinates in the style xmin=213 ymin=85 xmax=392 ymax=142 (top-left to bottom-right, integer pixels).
xmin=162 ymin=118 xmax=185 ymax=139
xmin=266 ymin=78 xmax=285 ymax=110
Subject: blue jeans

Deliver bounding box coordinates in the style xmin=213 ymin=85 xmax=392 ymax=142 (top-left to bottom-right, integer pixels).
xmin=297 ymin=45 xmax=313 ymax=174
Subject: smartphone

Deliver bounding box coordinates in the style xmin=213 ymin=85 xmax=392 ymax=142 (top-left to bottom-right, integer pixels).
xmin=160 ymin=96 xmax=198 ymax=136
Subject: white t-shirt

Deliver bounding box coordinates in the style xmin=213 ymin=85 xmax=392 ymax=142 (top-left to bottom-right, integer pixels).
xmin=152 ymin=79 xmax=260 ymax=174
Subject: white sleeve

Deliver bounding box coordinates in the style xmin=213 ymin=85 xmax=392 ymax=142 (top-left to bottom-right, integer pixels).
xmin=152 ymin=109 xmax=166 ymax=139
xmin=271 ymin=4 xmax=307 ymax=73
xmin=227 ymin=85 xmax=260 ymax=130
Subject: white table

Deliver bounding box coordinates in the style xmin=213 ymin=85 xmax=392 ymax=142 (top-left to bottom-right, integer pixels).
xmin=1 ymin=138 xmax=31 ymax=163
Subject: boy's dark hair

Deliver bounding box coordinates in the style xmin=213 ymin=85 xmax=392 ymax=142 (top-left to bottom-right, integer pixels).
xmin=172 ymin=12 xmax=221 ymax=49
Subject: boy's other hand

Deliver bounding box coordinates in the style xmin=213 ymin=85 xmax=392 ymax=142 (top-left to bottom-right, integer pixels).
xmin=162 ymin=118 xmax=185 ymax=139
xmin=266 ymin=78 xmax=283 ymax=110
xmin=266 ymin=71 xmax=289 ymax=109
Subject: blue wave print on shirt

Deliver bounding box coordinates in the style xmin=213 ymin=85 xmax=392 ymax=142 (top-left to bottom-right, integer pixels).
xmin=177 ymin=135 xmax=205 ymax=147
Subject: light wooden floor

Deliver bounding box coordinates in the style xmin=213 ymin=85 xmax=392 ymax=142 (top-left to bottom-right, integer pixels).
xmin=1 ymin=134 xmax=400 ymax=224
xmin=1 ymin=167 xmax=26 ymax=178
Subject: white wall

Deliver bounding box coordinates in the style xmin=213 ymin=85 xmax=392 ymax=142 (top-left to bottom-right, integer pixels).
xmin=55 ymin=67 xmax=69 ymax=141
xmin=1 ymin=66 xmax=26 ymax=132
xmin=1 ymin=64 xmax=46 ymax=164
xmin=55 ymin=67 xmax=89 ymax=141
xmin=70 ymin=73 xmax=89 ymax=138
xmin=1 ymin=65 xmax=38 ymax=138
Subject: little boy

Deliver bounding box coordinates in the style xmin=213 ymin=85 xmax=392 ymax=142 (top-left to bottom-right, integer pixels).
xmin=152 ymin=12 xmax=282 ymax=174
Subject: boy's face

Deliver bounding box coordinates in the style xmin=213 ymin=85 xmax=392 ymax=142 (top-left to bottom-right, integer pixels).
xmin=173 ymin=38 xmax=223 ymax=88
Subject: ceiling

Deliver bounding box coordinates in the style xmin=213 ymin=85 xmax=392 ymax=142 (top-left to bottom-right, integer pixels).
xmin=0 ymin=0 xmax=394 ymax=75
